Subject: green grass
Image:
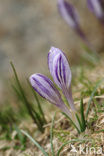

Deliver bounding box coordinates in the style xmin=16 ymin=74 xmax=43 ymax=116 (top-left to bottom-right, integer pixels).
xmin=0 ymin=56 xmax=104 ymax=155
xmin=85 ymin=78 xmax=104 ymax=118
xmin=10 ymin=61 xmax=46 ymax=132
xmin=21 ymin=130 xmax=49 ymax=156
xmin=50 ymin=112 xmax=56 ymax=156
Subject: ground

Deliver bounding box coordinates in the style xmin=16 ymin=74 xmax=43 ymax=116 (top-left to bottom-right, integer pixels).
xmin=0 ymin=54 xmax=104 ymax=156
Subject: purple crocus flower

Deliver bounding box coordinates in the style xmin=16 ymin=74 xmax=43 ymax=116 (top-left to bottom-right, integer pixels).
xmin=48 ymin=47 xmax=75 ymax=111
xmin=87 ymin=0 xmax=104 ymax=24
xmin=29 ymin=47 xmax=80 ymax=130
xmin=29 ymin=73 xmax=72 ymax=118
xmin=57 ymin=0 xmax=88 ymax=43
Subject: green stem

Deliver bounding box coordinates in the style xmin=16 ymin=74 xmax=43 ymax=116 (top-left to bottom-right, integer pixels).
xmin=62 ymin=112 xmax=80 ymax=134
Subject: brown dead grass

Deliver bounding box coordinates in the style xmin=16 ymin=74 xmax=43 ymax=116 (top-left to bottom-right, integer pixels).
xmin=0 ymin=56 xmax=104 ymax=156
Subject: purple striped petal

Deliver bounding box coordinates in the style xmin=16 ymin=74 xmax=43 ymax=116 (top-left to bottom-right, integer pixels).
xmin=58 ymin=0 xmax=79 ymax=28
xmin=48 ymin=47 xmax=65 ymax=77
xmin=29 ymin=73 xmax=62 ymax=104
xmin=29 ymin=73 xmax=72 ymax=117
xmin=48 ymin=47 xmax=71 ymax=89
xmin=57 ymin=0 xmax=89 ymax=44
xmin=52 ymin=53 xmax=76 ymax=111
xmin=53 ymin=54 xmax=71 ymax=88
xmin=48 ymin=47 xmax=76 ymax=111
xmin=87 ymin=0 xmax=104 ymax=20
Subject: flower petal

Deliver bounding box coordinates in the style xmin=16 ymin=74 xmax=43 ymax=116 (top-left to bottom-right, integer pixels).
xmin=57 ymin=0 xmax=79 ymax=28
xmin=29 ymin=73 xmax=62 ymax=104
xmin=87 ymin=0 xmax=104 ymax=19
xmin=48 ymin=47 xmax=71 ymax=89
xmin=57 ymin=0 xmax=90 ymax=44
xmin=29 ymin=73 xmax=72 ymax=117
xmin=48 ymin=47 xmax=64 ymax=77
xmin=52 ymin=53 xmax=76 ymax=111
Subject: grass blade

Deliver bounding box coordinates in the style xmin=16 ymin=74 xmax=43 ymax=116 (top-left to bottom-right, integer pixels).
xmin=10 ymin=62 xmax=44 ymax=132
xmin=21 ymin=130 xmax=49 ymax=156
xmin=80 ymin=99 xmax=86 ymax=131
xmin=86 ymin=78 xmax=104 ymax=118
xmin=75 ymin=113 xmax=83 ymax=132
xmin=10 ymin=62 xmax=34 ymax=120
xmin=62 ymin=112 xmax=80 ymax=134
xmin=81 ymin=43 xmax=99 ymax=64
xmin=27 ymin=79 xmax=46 ymax=124
xmin=57 ymin=139 xmax=90 ymax=156
xmin=14 ymin=125 xmax=26 ymax=148
xmin=50 ymin=112 xmax=56 ymax=156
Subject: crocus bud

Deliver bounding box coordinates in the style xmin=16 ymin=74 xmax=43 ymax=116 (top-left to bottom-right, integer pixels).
xmin=57 ymin=0 xmax=87 ymax=41
xmin=58 ymin=0 xmax=79 ymax=28
xmin=29 ymin=73 xmax=72 ymax=117
xmin=48 ymin=47 xmax=71 ymax=89
xmin=48 ymin=47 xmax=75 ymax=111
xmin=87 ymin=0 xmax=104 ymax=23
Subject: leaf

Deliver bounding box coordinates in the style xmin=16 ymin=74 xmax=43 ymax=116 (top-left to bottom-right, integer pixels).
xmin=50 ymin=112 xmax=56 ymax=156
xmin=10 ymin=61 xmax=44 ymax=132
xmin=86 ymin=78 xmax=104 ymax=118
xmin=21 ymin=130 xmax=49 ymax=156
xmin=80 ymin=99 xmax=86 ymax=131
xmin=62 ymin=112 xmax=80 ymax=133
xmin=57 ymin=138 xmax=90 ymax=156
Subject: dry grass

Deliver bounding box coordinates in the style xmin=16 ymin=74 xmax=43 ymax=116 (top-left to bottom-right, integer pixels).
xmin=0 ymin=56 xmax=104 ymax=156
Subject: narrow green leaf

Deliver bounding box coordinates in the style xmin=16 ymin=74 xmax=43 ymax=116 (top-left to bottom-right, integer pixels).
xmin=14 ymin=125 xmax=26 ymax=145
xmin=21 ymin=130 xmax=49 ymax=156
xmin=62 ymin=112 xmax=80 ymax=134
xmin=13 ymin=83 xmax=44 ymax=132
xmin=75 ymin=113 xmax=83 ymax=132
xmin=27 ymin=79 xmax=46 ymax=124
xmin=80 ymin=99 xmax=86 ymax=131
xmin=50 ymin=112 xmax=56 ymax=156
xmin=95 ymin=129 xmax=104 ymax=133
xmin=82 ymin=43 xmax=99 ymax=63
xmin=10 ymin=62 xmax=44 ymax=132
xmin=32 ymin=109 xmax=44 ymax=132
xmin=57 ymin=138 xmax=90 ymax=156
xmin=12 ymin=84 xmax=25 ymax=102
xmin=86 ymin=78 xmax=104 ymax=118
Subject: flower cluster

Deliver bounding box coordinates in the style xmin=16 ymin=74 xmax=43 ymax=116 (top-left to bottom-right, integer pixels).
xmin=29 ymin=47 xmax=86 ymax=133
xmin=57 ymin=0 xmax=104 ymax=50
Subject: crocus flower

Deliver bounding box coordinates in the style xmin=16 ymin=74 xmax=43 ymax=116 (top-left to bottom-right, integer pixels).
xmin=48 ymin=47 xmax=75 ymax=111
xmin=57 ymin=0 xmax=88 ymax=43
xmin=29 ymin=47 xmax=84 ymax=132
xmin=29 ymin=73 xmax=72 ymax=118
xmin=87 ymin=0 xmax=104 ymax=24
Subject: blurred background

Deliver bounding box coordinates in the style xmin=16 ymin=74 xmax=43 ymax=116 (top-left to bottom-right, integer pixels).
xmin=0 ymin=0 xmax=104 ymax=102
